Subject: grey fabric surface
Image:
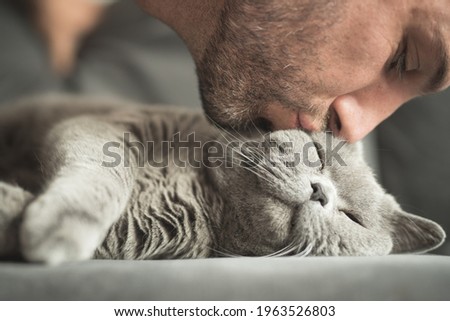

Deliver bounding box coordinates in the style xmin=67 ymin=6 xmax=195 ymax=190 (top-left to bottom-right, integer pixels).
xmin=1 ymin=256 xmax=449 ymax=301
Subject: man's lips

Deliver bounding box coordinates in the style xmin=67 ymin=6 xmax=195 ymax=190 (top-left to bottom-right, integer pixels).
xmin=264 ymin=102 xmax=337 ymax=134
xmin=267 ymin=109 xmax=321 ymax=132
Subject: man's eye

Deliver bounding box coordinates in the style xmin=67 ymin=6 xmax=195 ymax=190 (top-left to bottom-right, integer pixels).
xmin=388 ymin=36 xmax=422 ymax=79
xmin=389 ymin=45 xmax=408 ymax=79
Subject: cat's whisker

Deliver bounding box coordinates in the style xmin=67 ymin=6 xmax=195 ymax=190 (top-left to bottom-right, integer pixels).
xmin=208 ymin=246 xmax=243 ymax=258
xmin=239 ymin=142 xmax=272 ymax=167
xmin=228 ymin=144 xmax=269 ymax=170
xmin=226 ymin=162 xmax=273 ymax=186
xmin=204 ymin=113 xmax=245 ymax=145
xmin=204 ymin=113 xmax=273 ymax=176
xmin=246 ymin=111 xmax=281 ymax=166
xmin=262 ymin=242 xmax=298 ymax=258
xmin=226 ymin=120 xmax=251 ymax=142
xmin=294 ymin=242 xmax=315 ymax=257
xmin=231 ymin=149 xmax=275 ymax=180
xmin=224 ymin=154 xmax=274 ymax=185
xmin=262 ymin=241 xmax=316 ymax=258
xmin=206 ymin=121 xmax=235 ymax=146
xmin=205 ymin=112 xmax=277 ymax=180
xmin=248 ymin=112 xmax=267 ymax=139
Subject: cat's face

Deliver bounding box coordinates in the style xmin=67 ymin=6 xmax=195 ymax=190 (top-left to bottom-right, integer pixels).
xmin=210 ymin=130 xmax=445 ymax=257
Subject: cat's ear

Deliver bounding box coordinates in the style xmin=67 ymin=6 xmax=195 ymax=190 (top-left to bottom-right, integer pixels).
xmin=389 ymin=210 xmax=446 ymax=254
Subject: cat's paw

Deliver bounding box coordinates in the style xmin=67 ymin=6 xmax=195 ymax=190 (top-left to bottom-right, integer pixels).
xmin=20 ymin=196 xmax=102 ymax=265
xmin=0 ymin=182 xmax=33 ymax=256
xmin=0 ymin=182 xmax=33 ymax=217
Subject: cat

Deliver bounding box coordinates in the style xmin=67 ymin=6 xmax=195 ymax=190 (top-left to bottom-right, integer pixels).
xmin=0 ymin=95 xmax=445 ymax=264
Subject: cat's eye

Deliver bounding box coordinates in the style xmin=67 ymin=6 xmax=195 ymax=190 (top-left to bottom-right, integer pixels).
xmin=341 ymin=210 xmax=364 ymax=227
xmin=313 ymin=142 xmax=325 ymax=171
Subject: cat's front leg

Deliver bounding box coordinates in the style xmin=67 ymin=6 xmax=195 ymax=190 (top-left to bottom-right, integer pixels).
xmin=0 ymin=182 xmax=33 ymax=258
xmin=20 ymin=117 xmax=137 ymax=265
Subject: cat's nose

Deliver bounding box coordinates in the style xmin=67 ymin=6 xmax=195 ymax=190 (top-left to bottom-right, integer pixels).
xmin=310 ymin=183 xmax=328 ymax=207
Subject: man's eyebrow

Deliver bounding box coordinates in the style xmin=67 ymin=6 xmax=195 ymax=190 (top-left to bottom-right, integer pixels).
xmin=424 ymin=28 xmax=449 ymax=93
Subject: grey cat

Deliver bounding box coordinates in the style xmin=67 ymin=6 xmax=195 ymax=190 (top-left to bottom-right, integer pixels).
xmin=0 ymin=96 xmax=445 ymax=264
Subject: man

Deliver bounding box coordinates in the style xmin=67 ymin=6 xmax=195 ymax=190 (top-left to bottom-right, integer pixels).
xmin=6 ymin=0 xmax=449 ymax=142
xmin=137 ymin=0 xmax=450 ymax=143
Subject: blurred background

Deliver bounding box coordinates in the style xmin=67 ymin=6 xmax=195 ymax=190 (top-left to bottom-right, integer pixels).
xmin=0 ymin=0 xmax=201 ymax=107
xmin=0 ymin=0 xmax=449 ymax=254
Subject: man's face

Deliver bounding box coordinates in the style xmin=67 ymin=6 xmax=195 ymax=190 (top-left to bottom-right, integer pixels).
xmin=197 ymin=0 xmax=450 ymax=142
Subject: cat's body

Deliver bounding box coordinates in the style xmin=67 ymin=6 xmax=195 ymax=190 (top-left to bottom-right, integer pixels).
xmin=0 ymin=96 xmax=445 ymax=264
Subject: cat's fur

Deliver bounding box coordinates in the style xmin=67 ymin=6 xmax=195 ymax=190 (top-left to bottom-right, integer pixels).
xmin=0 ymin=96 xmax=445 ymax=264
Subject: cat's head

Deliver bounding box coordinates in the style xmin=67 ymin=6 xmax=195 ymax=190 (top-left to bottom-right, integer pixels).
xmin=208 ymin=130 xmax=445 ymax=257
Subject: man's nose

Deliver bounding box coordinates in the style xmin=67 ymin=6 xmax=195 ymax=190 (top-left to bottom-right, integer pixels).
xmin=330 ymin=83 xmax=411 ymax=143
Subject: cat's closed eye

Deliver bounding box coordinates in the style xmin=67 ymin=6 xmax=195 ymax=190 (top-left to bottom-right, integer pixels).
xmin=341 ymin=210 xmax=365 ymax=227
xmin=313 ymin=142 xmax=325 ymax=171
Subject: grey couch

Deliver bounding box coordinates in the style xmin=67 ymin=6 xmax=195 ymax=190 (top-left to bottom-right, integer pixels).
xmin=1 ymin=0 xmax=450 ymax=301
xmin=1 ymin=256 xmax=450 ymax=300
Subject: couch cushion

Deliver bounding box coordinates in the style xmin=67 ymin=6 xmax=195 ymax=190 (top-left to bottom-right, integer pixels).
xmin=1 ymin=256 xmax=449 ymax=300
